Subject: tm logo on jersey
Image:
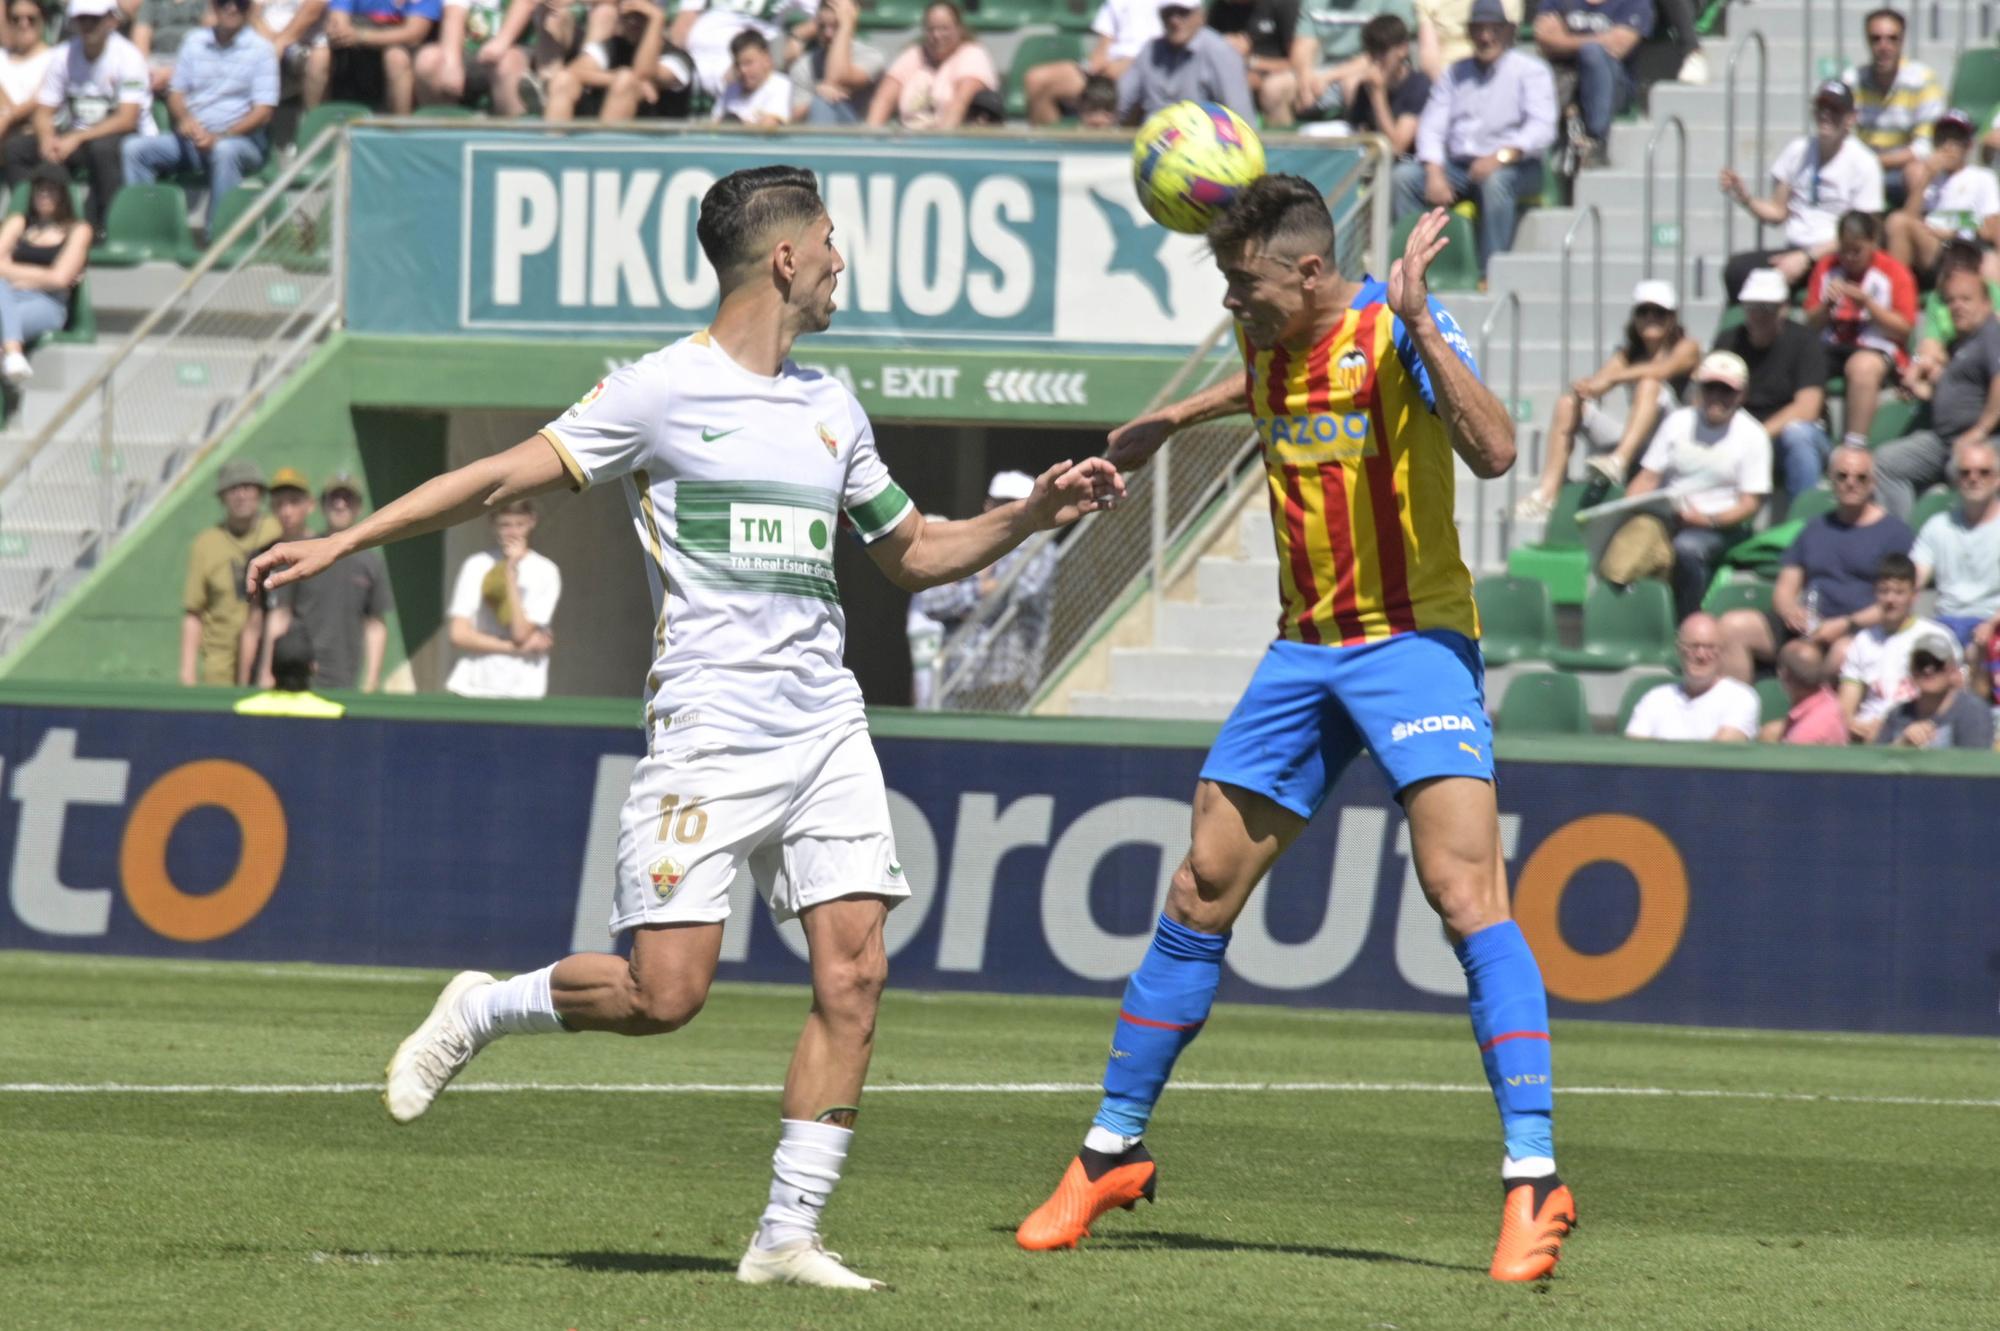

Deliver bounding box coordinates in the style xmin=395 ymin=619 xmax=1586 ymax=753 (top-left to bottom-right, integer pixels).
xmin=1390 ymin=714 xmax=1478 ymax=743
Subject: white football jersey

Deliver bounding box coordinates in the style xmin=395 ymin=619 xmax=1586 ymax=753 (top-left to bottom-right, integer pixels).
xmin=541 ymin=331 xmax=913 ymax=745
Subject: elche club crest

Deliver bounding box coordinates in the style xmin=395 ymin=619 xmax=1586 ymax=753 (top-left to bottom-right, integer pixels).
xmin=649 ymin=857 xmax=685 ymax=900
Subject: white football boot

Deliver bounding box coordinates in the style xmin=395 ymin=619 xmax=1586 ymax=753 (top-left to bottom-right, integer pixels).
xmin=383 ymin=970 xmax=494 ymax=1123
xmin=736 ymin=1237 xmax=887 ymax=1291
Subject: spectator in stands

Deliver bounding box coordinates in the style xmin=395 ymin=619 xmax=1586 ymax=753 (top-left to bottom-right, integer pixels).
xmin=1884 ymin=111 xmax=2000 ymax=286
xmin=447 ymin=498 xmax=559 ymax=699
xmin=1110 ymin=0 xmax=1251 ymax=126
xmin=1076 ymin=71 xmax=1119 ymax=126
xmin=1022 ymin=0 xmax=1153 ymax=126
xmin=269 ymin=470 xmax=392 ymax=692
xmin=866 ymin=1 xmax=996 ymax=129
xmin=233 ymin=625 xmax=346 ymax=716
xmin=129 ymin=0 xmax=209 ymax=93
xmin=1757 ymin=639 xmax=1848 ymax=744
xmin=1413 ymin=0 xmax=1506 ymax=80
xmin=1206 ymin=0 xmax=1310 ymax=129
xmin=1841 ymin=6 xmax=1944 ymax=208
xmin=415 ymin=0 xmax=542 ymax=117
xmin=667 ymin=0 xmax=810 ymax=102
xmin=1715 ymin=443 xmax=1912 ymax=682
xmin=1605 ymin=349 xmax=1772 ymax=620
xmin=122 ymin=0 xmax=277 ymax=211
xmin=543 ymin=0 xmax=692 ymax=123
xmin=1912 ymin=438 xmax=2000 ymax=648
xmin=11 ymin=0 xmax=154 ymax=238
xmin=1513 ymin=278 xmax=1697 ymax=518
xmin=1711 ymin=267 xmax=1831 ymax=501
xmin=912 ymin=470 xmax=1057 ymax=710
xmin=181 ymin=459 xmax=279 ymax=687
xmin=1308 ymin=14 xmax=1428 ymax=156
xmin=0 ymin=164 xmax=88 ymax=385
xmin=1531 ymin=0 xmax=1651 ymax=170
xmin=1804 ymin=210 xmax=1916 ymax=451
xmin=254 ymin=0 xmax=330 ymax=111
xmin=789 ymin=0 xmax=881 ymax=125
xmin=241 ymin=463 xmax=314 ymax=684
xmin=1874 ymin=265 xmax=2000 ymax=518
xmin=1720 ymin=81 xmax=1885 ymax=303
xmin=1837 ymin=550 xmax=1942 ymax=741
xmin=1873 ymin=623 xmax=1994 ymax=748
xmin=325 ymin=0 xmax=439 ymax=115
xmin=712 ymin=28 xmax=790 ymax=122
xmin=0 ymin=0 xmax=56 ymax=170
xmin=1623 ymin=612 xmax=1759 ymax=742
xmin=1392 ymin=0 xmax=1554 ymax=274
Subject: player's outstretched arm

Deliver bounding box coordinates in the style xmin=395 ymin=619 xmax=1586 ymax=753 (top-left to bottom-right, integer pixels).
xmin=1106 ymin=375 xmax=1247 ymax=472
xmin=247 ymin=436 xmax=573 ymax=594
xmin=867 ymin=457 xmax=1124 ymax=592
xmin=1388 ymin=209 xmax=1516 ymax=479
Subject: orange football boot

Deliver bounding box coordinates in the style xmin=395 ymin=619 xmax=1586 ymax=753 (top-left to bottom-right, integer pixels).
xmin=1489 ymin=1174 xmax=1577 ymax=1281
xmin=1015 ymin=1144 xmax=1157 ymax=1251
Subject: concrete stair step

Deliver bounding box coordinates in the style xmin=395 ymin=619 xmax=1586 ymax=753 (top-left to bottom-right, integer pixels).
xmin=1111 ymin=647 xmax=1264 ymax=697
xmin=1196 ymin=555 xmax=1279 ymax=606
xmin=1157 ymin=599 xmax=1281 ymax=649
xmin=1067 ymin=691 xmax=1237 ymax=721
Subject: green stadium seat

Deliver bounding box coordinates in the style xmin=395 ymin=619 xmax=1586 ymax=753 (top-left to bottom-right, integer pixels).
xmin=1474 ymin=574 xmax=1556 ymax=664
xmin=414 ymin=103 xmax=478 ymax=117
xmin=45 ymin=276 xmax=94 ymax=345
xmin=200 ymin=186 xmax=267 ymax=269
xmin=1911 ymin=486 xmax=1956 ymax=531
xmin=1004 ymin=30 xmax=1091 ymax=120
xmin=1496 ymin=670 xmax=1590 ymax=734
xmin=1702 ymin=575 xmax=1773 ymax=618
xmin=1614 ymin=672 xmax=1676 ymax=734
xmin=1787 ymin=486 xmax=1836 ymax=524
xmin=1550 ymin=579 xmax=1678 ymax=670
xmin=1505 ymin=481 xmax=1624 ymax=606
xmin=1392 ymin=209 xmax=1479 ymax=291
xmin=1868 ymin=395 xmax=1919 ymax=446
xmin=858 ymin=0 xmax=926 ymax=28
xmin=1712 ymin=302 xmax=1746 ymax=338
xmin=263 ymin=101 xmax=371 ymax=184
xmin=1755 ymin=676 xmax=1790 ymax=726
xmin=89 ymin=184 xmax=194 ymax=267
xmin=1949 ymin=49 xmax=2000 ymax=129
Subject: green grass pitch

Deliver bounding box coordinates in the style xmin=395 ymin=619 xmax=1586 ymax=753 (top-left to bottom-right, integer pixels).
xmin=2 ymin=950 xmax=1995 ymax=1330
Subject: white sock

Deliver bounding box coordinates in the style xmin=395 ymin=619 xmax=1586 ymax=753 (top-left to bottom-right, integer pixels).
xmin=1083 ymin=1125 xmax=1141 ymax=1154
xmin=754 ymin=1119 xmax=852 ymax=1252
xmin=1503 ymin=1154 xmax=1558 ymax=1180
xmin=458 ymin=965 xmax=564 ymax=1044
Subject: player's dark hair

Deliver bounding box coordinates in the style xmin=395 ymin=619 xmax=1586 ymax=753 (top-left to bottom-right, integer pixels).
xmin=1079 ymin=73 xmax=1118 ymax=114
xmin=1864 ymin=7 xmax=1905 ymax=36
xmin=1361 ymin=13 xmax=1409 ymax=58
xmin=1206 ymin=173 xmax=1335 ymax=263
xmin=1837 ymin=209 xmax=1881 ymax=245
xmin=696 ymin=165 xmax=825 ymax=277
xmin=728 ymin=28 xmax=769 ymax=58
xmin=1875 ymin=552 xmax=1916 ymax=584
xmin=271 ymin=626 xmax=315 ymax=693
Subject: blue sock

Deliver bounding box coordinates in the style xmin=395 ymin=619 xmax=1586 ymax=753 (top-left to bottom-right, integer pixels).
xmin=1092 ymin=915 xmax=1228 ymax=1140
xmin=1455 ymin=920 xmax=1555 ymax=1167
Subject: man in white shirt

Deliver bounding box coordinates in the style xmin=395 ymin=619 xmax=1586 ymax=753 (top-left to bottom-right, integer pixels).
xmin=1838 ymin=550 xmax=1945 ymax=742
xmin=1720 ymin=80 xmax=1885 ymax=303
xmin=1625 ymin=612 xmax=1760 ymax=741
xmin=1620 ymin=350 xmax=1773 ymax=619
xmin=1885 ymin=110 xmax=2000 ymax=283
xmin=5 ymin=0 xmax=155 ymax=235
xmin=713 ymin=27 xmax=792 ymax=124
xmin=245 ymin=164 xmax=1122 ymax=1292
xmin=444 ymin=498 xmax=560 ymax=698
xmin=1024 ymin=0 xmax=1158 ymax=125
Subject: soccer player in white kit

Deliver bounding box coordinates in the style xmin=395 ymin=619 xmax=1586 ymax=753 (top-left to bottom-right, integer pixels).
xmin=247 ymin=165 xmax=1124 ymax=1291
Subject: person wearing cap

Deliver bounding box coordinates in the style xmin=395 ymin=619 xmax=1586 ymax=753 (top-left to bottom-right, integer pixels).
xmin=865 ymin=1 xmax=998 ymax=130
xmin=1607 ymin=349 xmax=1771 ymax=620
xmin=1711 ymin=267 xmax=1832 ymax=501
xmin=910 ymin=469 xmax=1057 ymax=707
xmin=1514 ymin=277 xmax=1699 ymax=518
xmin=1837 ymin=550 xmax=1946 ymax=742
xmin=1804 ymin=209 xmax=1916 ymax=450
xmin=290 ymin=470 xmax=394 ymax=691
xmin=1872 ymin=622 xmax=1993 ymax=748
xmin=234 ymin=625 xmax=347 ymax=718
xmin=1875 ymin=264 xmax=2000 ymax=519
xmin=0 ymin=0 xmax=55 ymax=172
xmin=1885 ymin=109 xmax=2000 ymax=282
xmin=1623 ymin=612 xmax=1759 ymax=743
xmin=239 ymin=464 xmax=315 ymax=684
xmin=1393 ymin=0 xmax=1555 ymax=274
xmin=1719 ymin=80 xmax=1885 ymax=304
xmin=182 ymin=458 xmax=281 ymax=687
xmin=323 ymin=0 xmax=442 ymax=115
xmin=3 ymin=0 xmax=156 ymax=238
xmin=1756 ymin=639 xmax=1848 ymax=745
xmin=1841 ymin=6 xmax=1945 ymax=208
xmin=1105 ymin=0 xmax=1252 ymax=125
xmin=0 ymin=163 xmax=89 ymax=385
xmin=1531 ymin=0 xmax=1652 ymax=169
xmin=121 ymin=0 xmax=277 ymax=209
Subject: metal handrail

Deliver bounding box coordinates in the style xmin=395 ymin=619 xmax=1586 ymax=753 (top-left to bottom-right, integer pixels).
xmin=1477 ymin=289 xmax=1520 ymax=566
xmin=1558 ymin=205 xmax=1603 ymax=402
xmin=1642 ymin=114 xmax=1687 ymax=297
xmin=0 ymin=122 xmax=346 ymax=497
xmin=1724 ymin=29 xmax=1768 ymax=264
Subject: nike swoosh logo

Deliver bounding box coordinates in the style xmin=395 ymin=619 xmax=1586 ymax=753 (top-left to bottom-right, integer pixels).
xmin=701 ymin=427 xmax=740 ymax=442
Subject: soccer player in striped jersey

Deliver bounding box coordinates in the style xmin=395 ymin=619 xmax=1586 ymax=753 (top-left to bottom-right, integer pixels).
xmin=1016 ymin=176 xmax=1574 ymax=1281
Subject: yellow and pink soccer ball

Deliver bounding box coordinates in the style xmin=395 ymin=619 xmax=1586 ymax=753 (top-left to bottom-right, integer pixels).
xmin=1130 ymin=100 xmax=1267 ymax=235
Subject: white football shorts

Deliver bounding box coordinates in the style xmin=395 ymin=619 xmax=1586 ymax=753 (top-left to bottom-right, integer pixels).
xmin=609 ymin=718 xmax=909 ymax=934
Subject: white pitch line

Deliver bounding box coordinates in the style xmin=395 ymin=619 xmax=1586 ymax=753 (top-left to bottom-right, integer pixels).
xmin=0 ymin=1080 xmax=1994 ymax=1109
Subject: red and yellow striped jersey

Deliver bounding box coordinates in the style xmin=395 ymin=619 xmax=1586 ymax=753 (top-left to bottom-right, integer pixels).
xmin=1238 ymin=278 xmax=1480 ymax=646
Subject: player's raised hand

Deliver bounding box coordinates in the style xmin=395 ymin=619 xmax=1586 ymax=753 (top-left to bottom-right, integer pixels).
xmin=246 ymin=536 xmax=342 ymax=595
xmin=1025 ymin=456 xmax=1125 ymax=529
xmin=1106 ymin=412 xmax=1175 ymax=472
xmin=1388 ymin=207 xmax=1451 ymax=325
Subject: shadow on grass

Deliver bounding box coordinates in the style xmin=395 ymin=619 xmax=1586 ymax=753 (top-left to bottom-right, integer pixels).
xmin=992 ymin=1227 xmax=1484 ymax=1274
xmin=252 ymin=1246 xmax=737 ymax=1276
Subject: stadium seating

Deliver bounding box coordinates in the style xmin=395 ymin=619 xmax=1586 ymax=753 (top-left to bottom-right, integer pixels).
xmin=1507 ymin=481 xmax=1621 ymax=605
xmin=1702 ymin=575 xmax=1773 ymax=618
xmin=1550 ymin=579 xmax=1677 ymax=670
xmin=1473 ymin=573 xmax=1555 ymax=663
xmin=203 ymin=187 xmax=268 ymax=269
xmin=1496 ymin=669 xmax=1590 ymax=734
xmin=1755 ymin=676 xmax=1789 ymax=726
xmin=46 ymin=277 xmax=94 ymax=345
xmin=1868 ymin=396 xmax=1920 ymax=446
xmin=1910 ymin=487 xmax=1956 ymax=531
xmin=89 ymin=185 xmax=196 ymax=267
xmin=1393 ymin=209 xmax=1480 ymax=292
xmin=1787 ymin=486 xmax=1836 ymax=524
xmin=1003 ymin=30 xmax=1090 ymax=120
xmin=1613 ymin=672 xmax=1675 ymax=733
xmin=1948 ymin=48 xmax=2000 ymax=130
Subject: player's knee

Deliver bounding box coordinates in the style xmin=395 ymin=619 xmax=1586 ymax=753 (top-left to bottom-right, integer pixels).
xmin=815 ymin=952 xmax=887 ymax=1035
xmin=1166 ymin=855 xmax=1234 ymax=933
xmin=631 ymin=974 xmax=708 ymax=1033
xmin=1427 ymin=865 xmax=1502 ymax=936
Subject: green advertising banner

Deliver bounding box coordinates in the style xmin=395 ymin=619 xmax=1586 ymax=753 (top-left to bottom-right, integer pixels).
xmin=343 ymin=127 xmax=1365 ymax=352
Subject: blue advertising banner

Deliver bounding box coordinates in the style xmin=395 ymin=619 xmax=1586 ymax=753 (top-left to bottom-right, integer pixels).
xmin=343 ymin=128 xmax=1366 ymax=348
xmin=1 ymin=704 xmax=1994 ymax=1036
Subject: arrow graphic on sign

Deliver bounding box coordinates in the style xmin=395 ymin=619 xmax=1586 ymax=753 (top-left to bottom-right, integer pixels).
xmin=984 ymin=371 xmax=1088 ymax=406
